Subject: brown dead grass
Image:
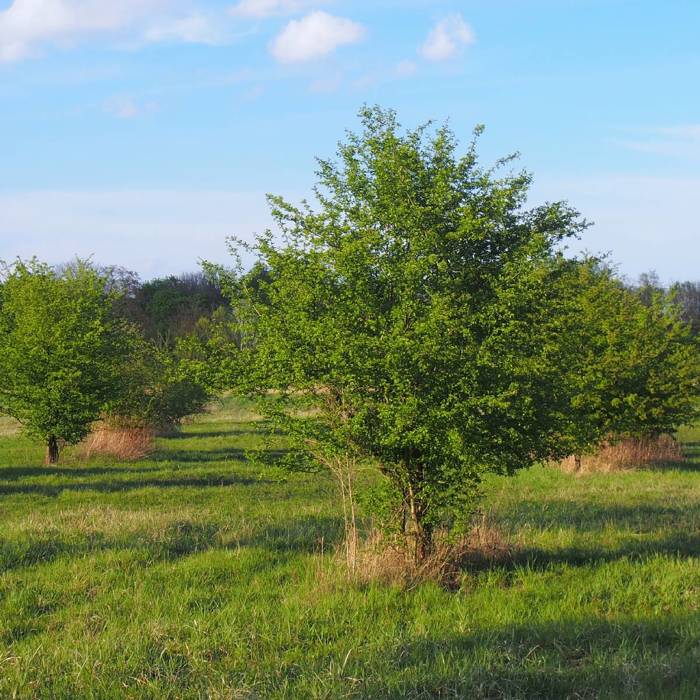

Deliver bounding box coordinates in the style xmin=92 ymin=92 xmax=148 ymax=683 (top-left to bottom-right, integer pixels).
xmin=79 ymin=424 xmax=155 ymax=461
xmin=340 ymin=515 xmax=517 ymax=589
xmin=560 ymin=434 xmax=686 ymax=473
xmin=0 ymin=415 xmax=21 ymax=437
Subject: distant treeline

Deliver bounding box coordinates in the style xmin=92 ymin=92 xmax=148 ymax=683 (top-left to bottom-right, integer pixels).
xmin=84 ymin=265 xmax=700 ymax=343
xmin=84 ymin=267 xmax=228 ymax=344
xmin=114 ymin=266 xmax=700 ymax=341
xmin=633 ymin=272 xmax=700 ymax=337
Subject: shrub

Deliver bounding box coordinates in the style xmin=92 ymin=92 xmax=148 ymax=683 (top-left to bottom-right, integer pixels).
xmin=0 ymin=259 xmax=136 ymax=463
xmin=219 ymin=106 xmax=588 ymax=560
xmin=108 ymin=339 xmax=211 ymax=434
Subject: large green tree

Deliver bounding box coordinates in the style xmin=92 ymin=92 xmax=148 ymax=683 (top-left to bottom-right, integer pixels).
xmin=224 ymin=107 xmax=588 ymax=558
xmin=0 ymin=259 xmax=133 ymax=463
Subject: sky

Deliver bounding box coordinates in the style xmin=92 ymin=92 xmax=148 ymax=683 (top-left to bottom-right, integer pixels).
xmin=0 ymin=0 xmax=698 ymax=282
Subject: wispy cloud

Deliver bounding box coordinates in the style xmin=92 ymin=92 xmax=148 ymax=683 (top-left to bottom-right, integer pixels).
xmin=308 ymin=72 xmax=343 ymax=93
xmin=615 ymin=125 xmax=700 ymax=159
xmin=229 ymin=0 xmax=326 ymax=19
xmin=103 ymin=95 xmax=159 ymax=119
xmin=241 ymin=83 xmax=265 ymax=101
xmin=144 ymin=13 xmax=224 ymax=45
xmin=0 ymin=189 xmax=277 ymax=278
xmin=0 ymin=0 xmax=227 ymax=62
xmin=395 ymin=59 xmax=417 ymax=78
xmin=270 ymin=11 xmax=365 ymax=64
xmin=420 ymin=13 xmax=475 ymax=62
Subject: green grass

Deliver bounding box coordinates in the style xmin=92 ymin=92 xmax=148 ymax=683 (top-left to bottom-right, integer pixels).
xmin=1 ymin=401 xmax=699 ymax=699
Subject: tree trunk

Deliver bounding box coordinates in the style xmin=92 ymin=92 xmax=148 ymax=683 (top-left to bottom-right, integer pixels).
xmin=46 ymin=436 xmax=59 ymax=465
xmin=415 ymin=522 xmax=433 ymax=562
xmin=407 ymin=485 xmax=432 ymax=562
xmin=574 ymin=454 xmax=582 ymax=472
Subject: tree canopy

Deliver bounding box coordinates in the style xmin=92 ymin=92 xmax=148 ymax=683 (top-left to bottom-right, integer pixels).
xmin=223 ymin=106 xmax=591 ymax=556
xmin=0 ymin=259 xmax=134 ymax=463
xmin=547 ymin=262 xmax=700 ymax=465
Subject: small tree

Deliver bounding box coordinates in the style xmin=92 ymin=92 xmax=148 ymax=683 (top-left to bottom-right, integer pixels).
xmin=224 ymin=107 xmax=587 ymax=559
xmin=0 ymin=259 xmax=133 ymax=463
xmin=553 ymin=262 xmax=700 ymax=466
xmin=109 ymin=337 xmax=211 ymax=433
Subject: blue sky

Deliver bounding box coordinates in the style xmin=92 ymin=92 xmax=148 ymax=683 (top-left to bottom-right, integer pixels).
xmin=1 ymin=0 xmax=698 ymax=281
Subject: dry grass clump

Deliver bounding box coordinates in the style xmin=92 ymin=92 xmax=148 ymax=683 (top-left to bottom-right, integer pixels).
xmin=79 ymin=423 xmax=155 ymax=460
xmin=560 ymin=434 xmax=686 ymax=473
xmin=341 ymin=516 xmax=516 ymax=589
xmin=0 ymin=415 xmax=21 ymax=437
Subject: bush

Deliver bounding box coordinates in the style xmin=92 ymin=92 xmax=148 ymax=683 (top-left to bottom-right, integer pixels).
xmin=107 ymin=339 xmax=211 ymax=434
xmin=221 ymin=106 xmax=588 ymax=560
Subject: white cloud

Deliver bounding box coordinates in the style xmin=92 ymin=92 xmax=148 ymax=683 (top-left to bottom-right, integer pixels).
xmin=229 ymin=0 xmax=324 ymax=19
xmin=270 ymin=11 xmax=364 ymax=64
xmin=0 ymin=0 xmax=226 ymax=62
xmin=241 ymin=83 xmax=265 ymax=101
xmin=0 ymin=0 xmax=160 ymax=61
xmin=652 ymin=125 xmax=700 ymax=140
xmin=420 ymin=13 xmax=475 ymax=62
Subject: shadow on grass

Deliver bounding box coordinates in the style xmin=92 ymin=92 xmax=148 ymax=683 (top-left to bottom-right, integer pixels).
xmin=166 ymin=427 xmax=272 ymax=440
xmin=0 ymin=465 xmax=162 ymax=481
xmin=145 ymin=447 xmax=248 ymax=464
xmin=507 ymin=531 xmax=700 ymax=571
xmin=235 ymin=515 xmax=346 ymax=555
xmin=3 ymin=491 xmax=697 ymax=580
xmin=681 ymin=441 xmax=700 ymax=460
xmin=0 ymin=473 xmax=267 ymax=497
xmin=0 ymin=514 xmax=345 ymax=575
xmin=482 ymin=497 xmax=700 ymax=569
xmin=145 ymin=447 xmax=291 ymax=465
xmin=650 ymin=461 xmax=700 ymax=473
xmin=644 ymin=457 xmax=700 ymax=472
xmin=497 ymin=498 xmax=700 ymax=532
xmin=361 ymin=614 xmax=700 ymax=699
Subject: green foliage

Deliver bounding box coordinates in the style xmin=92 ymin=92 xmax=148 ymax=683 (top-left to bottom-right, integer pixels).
xmin=109 ymin=338 xmax=211 ymax=431
xmin=224 ymin=106 xmax=588 ymax=553
xmin=0 ymin=259 xmax=134 ymax=460
xmin=670 ymin=280 xmax=700 ymax=337
xmin=134 ymin=273 xmax=226 ymax=343
xmin=552 ymin=262 xmax=700 ymax=456
xmin=175 ymin=307 xmax=243 ymax=395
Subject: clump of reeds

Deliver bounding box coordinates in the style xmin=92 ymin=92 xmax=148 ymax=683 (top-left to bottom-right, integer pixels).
xmin=560 ymin=434 xmax=685 ymax=473
xmin=79 ymin=421 xmax=155 ymax=460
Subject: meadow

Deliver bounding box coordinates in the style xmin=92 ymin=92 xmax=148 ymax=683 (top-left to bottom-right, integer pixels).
xmin=1 ymin=400 xmax=699 ymax=699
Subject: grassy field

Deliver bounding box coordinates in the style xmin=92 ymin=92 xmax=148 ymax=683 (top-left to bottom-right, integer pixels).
xmin=1 ymin=400 xmax=699 ymax=699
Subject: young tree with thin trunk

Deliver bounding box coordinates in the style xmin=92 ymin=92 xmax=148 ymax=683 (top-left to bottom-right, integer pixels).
xmin=221 ymin=106 xmax=588 ymax=559
xmin=0 ymin=259 xmax=133 ymax=463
